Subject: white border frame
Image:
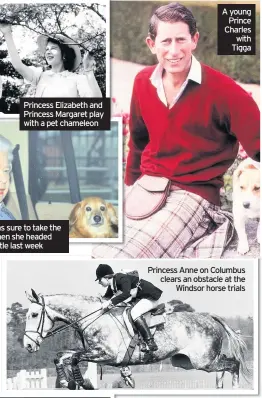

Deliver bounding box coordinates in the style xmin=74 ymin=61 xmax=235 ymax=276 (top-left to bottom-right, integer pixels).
xmin=1 ymin=257 xmax=259 ymax=396
xmin=0 ymin=0 xmax=110 ymax=120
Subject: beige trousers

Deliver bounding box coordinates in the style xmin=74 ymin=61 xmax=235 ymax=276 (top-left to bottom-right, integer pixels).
xmin=131 ymin=298 xmax=160 ymax=321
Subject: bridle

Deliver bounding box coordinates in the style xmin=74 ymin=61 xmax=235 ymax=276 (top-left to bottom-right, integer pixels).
xmin=24 ymin=296 xmax=55 ymax=347
xmin=24 ymin=295 xmax=139 ymax=370
xmin=24 ymin=296 xmax=106 ymax=348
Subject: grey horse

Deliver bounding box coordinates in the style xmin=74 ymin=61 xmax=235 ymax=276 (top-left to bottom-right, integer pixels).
xmin=23 ymin=289 xmax=250 ymax=389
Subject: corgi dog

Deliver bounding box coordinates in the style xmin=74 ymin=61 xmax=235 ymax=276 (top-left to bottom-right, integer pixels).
xmin=232 ymin=158 xmax=260 ymax=254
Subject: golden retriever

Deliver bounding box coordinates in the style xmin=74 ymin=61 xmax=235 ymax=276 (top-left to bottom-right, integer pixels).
xmin=233 ymin=158 xmax=260 ymax=254
xmin=69 ymin=197 xmax=118 ymax=238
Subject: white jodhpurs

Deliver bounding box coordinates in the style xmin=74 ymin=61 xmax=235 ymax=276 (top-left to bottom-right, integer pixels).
xmin=131 ymin=298 xmax=160 ymax=321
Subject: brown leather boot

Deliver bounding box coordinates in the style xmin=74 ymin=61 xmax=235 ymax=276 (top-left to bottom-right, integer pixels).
xmin=134 ymin=316 xmax=158 ymax=352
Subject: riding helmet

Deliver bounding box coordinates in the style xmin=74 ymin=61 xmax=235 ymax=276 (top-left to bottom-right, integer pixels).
xmin=95 ymin=264 xmax=114 ymax=280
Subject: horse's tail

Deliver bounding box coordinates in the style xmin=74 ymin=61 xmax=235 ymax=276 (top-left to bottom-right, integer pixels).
xmin=211 ymin=314 xmax=251 ymax=381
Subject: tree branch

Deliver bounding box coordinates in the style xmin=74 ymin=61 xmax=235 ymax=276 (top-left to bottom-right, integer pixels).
xmin=87 ymin=3 xmax=106 ymax=23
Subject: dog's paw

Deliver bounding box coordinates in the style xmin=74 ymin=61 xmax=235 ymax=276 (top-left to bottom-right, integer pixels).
xmin=237 ymin=241 xmax=250 ymax=255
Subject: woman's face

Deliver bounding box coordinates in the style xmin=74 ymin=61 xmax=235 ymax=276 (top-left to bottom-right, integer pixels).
xmin=121 ymin=367 xmax=131 ymax=377
xmin=45 ymin=42 xmax=63 ymax=68
xmin=0 ymin=151 xmax=10 ymax=203
xmin=99 ymin=277 xmax=110 ymax=287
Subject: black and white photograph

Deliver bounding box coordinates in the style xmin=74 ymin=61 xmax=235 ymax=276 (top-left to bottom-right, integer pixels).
xmin=0 ymin=0 xmax=108 ymax=114
xmin=3 ymin=258 xmax=257 ymax=392
xmin=0 ymin=118 xmax=122 ymax=241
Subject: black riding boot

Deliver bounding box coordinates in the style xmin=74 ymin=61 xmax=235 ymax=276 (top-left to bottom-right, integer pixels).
xmin=134 ymin=316 xmax=158 ymax=352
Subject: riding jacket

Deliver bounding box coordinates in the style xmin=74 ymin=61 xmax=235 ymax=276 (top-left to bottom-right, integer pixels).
xmin=103 ymin=273 xmax=162 ymax=306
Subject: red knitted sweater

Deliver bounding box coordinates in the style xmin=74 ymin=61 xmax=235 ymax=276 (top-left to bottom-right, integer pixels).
xmin=125 ymin=64 xmax=260 ymax=205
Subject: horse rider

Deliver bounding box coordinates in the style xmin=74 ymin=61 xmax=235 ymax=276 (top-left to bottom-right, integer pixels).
xmin=95 ymin=263 xmax=163 ymax=352
xmin=112 ymin=366 xmax=135 ymax=388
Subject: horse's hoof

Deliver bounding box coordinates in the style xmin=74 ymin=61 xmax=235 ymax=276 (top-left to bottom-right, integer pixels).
xmin=68 ymin=380 xmax=77 ymax=390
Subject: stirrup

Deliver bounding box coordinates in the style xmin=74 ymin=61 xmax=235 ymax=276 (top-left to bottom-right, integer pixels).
xmin=146 ymin=338 xmax=158 ymax=352
xmin=140 ymin=341 xmax=149 ymax=352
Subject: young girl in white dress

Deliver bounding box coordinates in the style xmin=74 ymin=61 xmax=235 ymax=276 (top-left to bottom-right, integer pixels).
xmin=0 ymin=24 xmax=102 ymax=98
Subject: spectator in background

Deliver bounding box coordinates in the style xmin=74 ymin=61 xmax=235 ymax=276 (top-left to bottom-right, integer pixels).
xmin=0 ymin=134 xmax=15 ymax=220
xmin=112 ymin=367 xmax=135 ymax=388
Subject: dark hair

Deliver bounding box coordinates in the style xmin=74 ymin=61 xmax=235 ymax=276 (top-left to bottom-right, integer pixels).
xmin=149 ymin=2 xmax=197 ymax=40
xmin=104 ymin=274 xmax=114 ymax=279
xmin=46 ymin=38 xmax=76 ymax=71
xmin=120 ymin=366 xmax=131 ymax=375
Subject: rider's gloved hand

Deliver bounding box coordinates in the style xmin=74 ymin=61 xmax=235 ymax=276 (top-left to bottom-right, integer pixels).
xmin=101 ymin=300 xmax=113 ymax=310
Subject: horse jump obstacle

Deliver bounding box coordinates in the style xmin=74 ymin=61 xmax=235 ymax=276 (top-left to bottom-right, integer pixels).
xmin=7 ymin=369 xmax=47 ymax=389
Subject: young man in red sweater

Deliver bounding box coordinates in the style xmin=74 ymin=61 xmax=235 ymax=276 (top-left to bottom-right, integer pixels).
xmin=93 ymin=2 xmax=260 ymax=259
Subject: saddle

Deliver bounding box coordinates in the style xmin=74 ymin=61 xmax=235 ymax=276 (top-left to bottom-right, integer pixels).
xmin=123 ymin=303 xmax=166 ymax=338
xmin=118 ymin=300 xmax=195 ymax=365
